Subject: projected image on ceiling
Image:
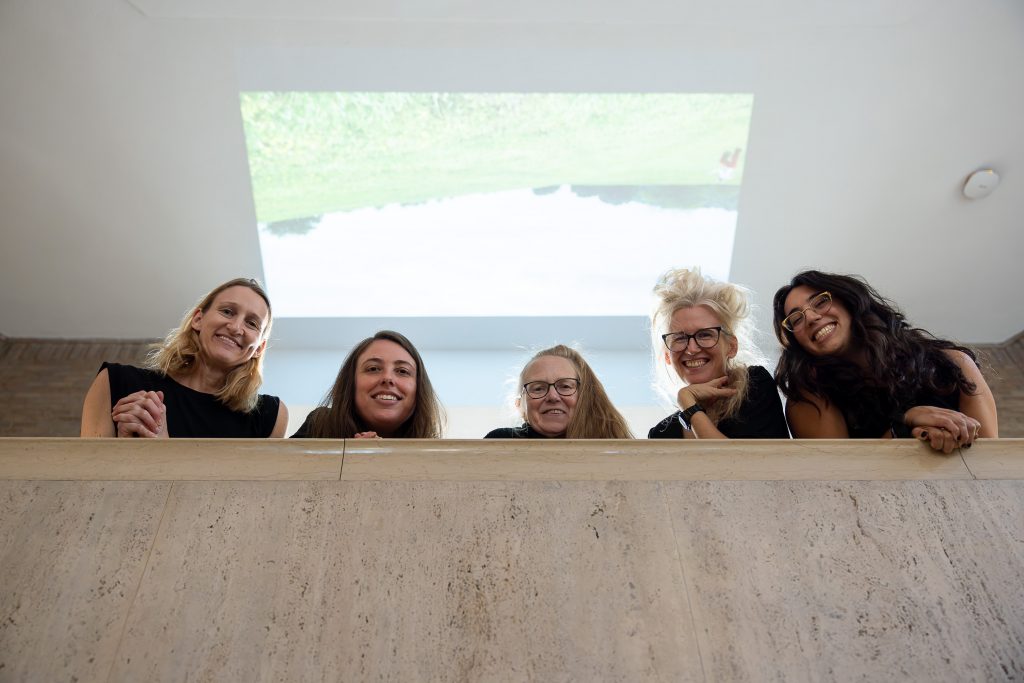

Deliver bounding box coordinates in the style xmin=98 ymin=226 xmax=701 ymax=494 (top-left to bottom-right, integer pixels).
xmin=240 ymin=92 xmax=753 ymax=317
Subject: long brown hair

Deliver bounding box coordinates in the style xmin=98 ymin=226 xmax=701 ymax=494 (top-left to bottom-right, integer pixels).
xmin=306 ymin=330 xmax=445 ymax=438
xmin=146 ymin=278 xmax=272 ymax=412
xmin=519 ymin=345 xmax=633 ymax=439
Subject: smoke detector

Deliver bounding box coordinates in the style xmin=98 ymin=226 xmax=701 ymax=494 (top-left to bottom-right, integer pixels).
xmin=962 ymin=169 xmax=1000 ymax=199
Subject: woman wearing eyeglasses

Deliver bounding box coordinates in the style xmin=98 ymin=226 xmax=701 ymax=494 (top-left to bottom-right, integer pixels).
xmin=484 ymin=344 xmax=633 ymax=439
xmin=773 ymin=270 xmax=997 ymax=453
xmin=648 ymin=268 xmax=789 ymax=439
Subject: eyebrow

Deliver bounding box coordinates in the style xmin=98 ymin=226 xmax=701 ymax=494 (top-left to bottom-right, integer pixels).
xmin=219 ymin=300 xmax=265 ymax=316
xmin=362 ymin=357 xmax=415 ymax=368
xmin=786 ymin=291 xmax=824 ymax=315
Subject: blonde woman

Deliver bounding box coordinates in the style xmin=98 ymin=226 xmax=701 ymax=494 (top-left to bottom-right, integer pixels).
xmin=484 ymin=345 xmax=633 ymax=439
xmin=648 ymin=268 xmax=787 ymax=439
xmin=81 ymin=278 xmax=288 ymax=438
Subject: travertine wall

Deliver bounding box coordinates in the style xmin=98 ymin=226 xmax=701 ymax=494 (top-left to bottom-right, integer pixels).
xmin=1 ymin=333 xmax=1021 ymax=437
xmin=1 ymin=439 xmax=1022 ymax=682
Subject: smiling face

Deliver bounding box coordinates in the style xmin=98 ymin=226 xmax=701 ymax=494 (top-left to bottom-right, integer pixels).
xmin=783 ymin=285 xmax=853 ymax=358
xmin=190 ymin=285 xmax=269 ymax=370
xmin=664 ymin=305 xmax=737 ymax=385
xmin=353 ymin=339 xmax=418 ymax=436
xmin=518 ymin=355 xmax=579 ymax=438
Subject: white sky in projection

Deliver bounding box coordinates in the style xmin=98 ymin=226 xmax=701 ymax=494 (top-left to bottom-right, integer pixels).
xmin=260 ymin=187 xmax=736 ymax=317
xmin=244 ymin=92 xmax=752 ymax=317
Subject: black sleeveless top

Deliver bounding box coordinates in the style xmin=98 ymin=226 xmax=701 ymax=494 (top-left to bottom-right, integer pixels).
xmin=101 ymin=362 xmax=280 ymax=438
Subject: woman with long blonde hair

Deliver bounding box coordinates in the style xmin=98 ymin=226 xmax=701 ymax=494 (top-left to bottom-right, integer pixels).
xmin=648 ymin=267 xmax=787 ymax=439
xmin=81 ymin=278 xmax=288 ymax=438
xmin=484 ymin=345 xmax=633 ymax=439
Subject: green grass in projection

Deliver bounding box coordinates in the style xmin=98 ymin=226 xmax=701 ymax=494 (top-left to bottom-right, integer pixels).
xmin=240 ymin=93 xmax=753 ymax=224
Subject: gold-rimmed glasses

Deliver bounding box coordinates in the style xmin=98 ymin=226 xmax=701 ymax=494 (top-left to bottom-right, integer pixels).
xmin=781 ymin=291 xmax=832 ymax=332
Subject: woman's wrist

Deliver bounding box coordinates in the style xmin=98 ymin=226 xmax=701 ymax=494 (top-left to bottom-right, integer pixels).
xmin=678 ymin=389 xmax=697 ymax=409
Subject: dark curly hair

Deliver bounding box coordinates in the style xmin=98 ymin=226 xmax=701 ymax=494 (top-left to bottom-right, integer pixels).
xmin=772 ymin=271 xmax=977 ymax=434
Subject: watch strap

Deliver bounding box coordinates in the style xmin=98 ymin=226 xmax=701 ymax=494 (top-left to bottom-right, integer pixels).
xmin=680 ymin=403 xmax=705 ymax=428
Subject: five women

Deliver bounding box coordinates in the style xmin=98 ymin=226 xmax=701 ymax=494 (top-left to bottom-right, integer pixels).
xmin=79 ymin=271 xmax=999 ymax=448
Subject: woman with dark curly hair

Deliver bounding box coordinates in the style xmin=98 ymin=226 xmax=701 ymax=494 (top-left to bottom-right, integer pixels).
xmin=773 ymin=270 xmax=997 ymax=453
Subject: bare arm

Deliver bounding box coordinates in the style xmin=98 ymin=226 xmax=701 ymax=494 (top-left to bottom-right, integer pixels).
xmin=81 ymin=369 xmax=115 ymax=437
xmin=785 ymin=393 xmax=850 ymax=438
xmin=269 ymin=401 xmax=289 ymax=438
xmin=951 ymin=350 xmax=998 ymax=437
xmin=676 ymin=380 xmax=737 ymax=440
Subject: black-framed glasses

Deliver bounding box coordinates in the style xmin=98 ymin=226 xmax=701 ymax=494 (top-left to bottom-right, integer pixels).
xmin=781 ymin=291 xmax=832 ymax=332
xmin=661 ymin=327 xmax=726 ymax=352
xmin=522 ymin=378 xmax=580 ymax=399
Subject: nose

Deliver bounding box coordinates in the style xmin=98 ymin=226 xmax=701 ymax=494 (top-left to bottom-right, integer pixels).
xmin=803 ymin=307 xmax=824 ymax=325
xmin=543 ymin=385 xmax=562 ymax=401
xmin=684 ymin=336 xmax=701 ymax=353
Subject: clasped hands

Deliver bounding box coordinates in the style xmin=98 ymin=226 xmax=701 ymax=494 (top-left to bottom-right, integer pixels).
xmin=903 ymin=405 xmax=981 ymax=454
xmin=111 ymin=390 xmax=167 ymax=438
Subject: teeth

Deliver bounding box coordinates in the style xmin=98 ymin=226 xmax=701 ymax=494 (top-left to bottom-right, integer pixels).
xmin=374 ymin=394 xmax=399 ymax=401
xmin=813 ymin=323 xmax=836 ymax=341
xmin=684 ymin=359 xmax=708 ymax=368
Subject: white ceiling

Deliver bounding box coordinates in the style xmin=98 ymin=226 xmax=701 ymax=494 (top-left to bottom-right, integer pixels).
xmin=1 ymin=0 xmax=1022 ymax=347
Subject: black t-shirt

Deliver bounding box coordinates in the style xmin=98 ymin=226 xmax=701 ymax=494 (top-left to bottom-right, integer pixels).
xmin=483 ymin=424 xmax=550 ymax=439
xmin=101 ymin=362 xmax=280 ymax=438
xmin=648 ymin=365 xmax=789 ymax=439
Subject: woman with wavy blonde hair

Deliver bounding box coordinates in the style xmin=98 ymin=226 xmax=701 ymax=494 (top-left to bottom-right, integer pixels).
xmin=81 ymin=278 xmax=288 ymax=438
xmin=484 ymin=344 xmax=633 ymax=439
xmin=648 ymin=268 xmax=787 ymax=439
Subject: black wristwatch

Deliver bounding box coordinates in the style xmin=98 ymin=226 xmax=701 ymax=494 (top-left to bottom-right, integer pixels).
xmin=680 ymin=403 xmax=705 ymax=429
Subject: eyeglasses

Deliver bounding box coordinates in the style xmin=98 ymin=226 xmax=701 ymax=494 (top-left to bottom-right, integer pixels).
xmin=661 ymin=327 xmax=726 ymax=352
xmin=781 ymin=291 xmax=832 ymax=332
xmin=522 ymin=378 xmax=580 ymax=399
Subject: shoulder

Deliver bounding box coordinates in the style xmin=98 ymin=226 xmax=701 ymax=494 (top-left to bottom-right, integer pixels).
xmin=290 ymin=407 xmax=327 ymax=439
xmin=100 ymin=362 xmax=164 ymax=401
xmin=101 ymin=362 xmax=160 ymax=381
xmin=484 ymin=426 xmax=520 ymax=439
xmin=744 ymin=365 xmax=777 ymax=390
xmin=943 ymin=349 xmax=981 ymax=375
xmin=484 ymin=424 xmax=534 ymax=439
xmin=648 ymin=412 xmax=685 ymax=439
xmin=255 ymin=393 xmax=281 ymax=413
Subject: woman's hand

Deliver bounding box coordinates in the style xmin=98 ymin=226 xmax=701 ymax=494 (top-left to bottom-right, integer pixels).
xmin=904 ymin=405 xmax=981 ymax=453
xmin=677 ymin=377 xmax=737 ymax=410
xmin=353 ymin=431 xmax=380 ymax=439
xmin=111 ymin=390 xmax=167 ymax=438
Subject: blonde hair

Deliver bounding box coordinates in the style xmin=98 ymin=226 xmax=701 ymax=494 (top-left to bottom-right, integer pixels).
xmin=651 ymin=268 xmax=764 ymax=424
xmin=519 ymin=345 xmax=633 ymax=439
xmin=146 ymin=278 xmax=272 ymax=413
